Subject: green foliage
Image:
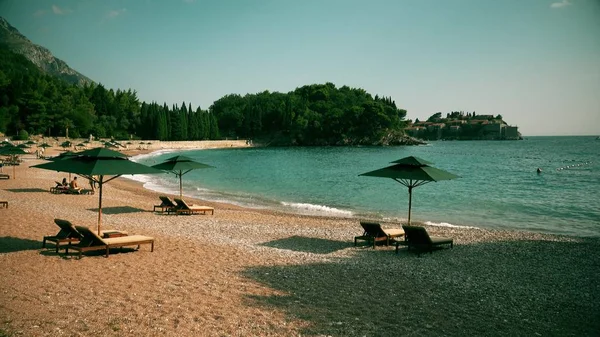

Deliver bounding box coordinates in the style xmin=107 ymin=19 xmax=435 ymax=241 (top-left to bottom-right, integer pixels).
xmin=14 ymin=129 xmax=28 ymax=140
xmin=1 ymin=46 xmax=408 ymax=145
xmin=210 ymin=83 xmax=407 ymax=145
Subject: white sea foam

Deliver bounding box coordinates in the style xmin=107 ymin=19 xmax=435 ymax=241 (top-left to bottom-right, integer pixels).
xmin=424 ymin=221 xmax=479 ymax=229
xmin=123 ymin=174 xmax=180 ymax=196
xmin=130 ymin=149 xmax=177 ymax=161
xmin=280 ymin=202 xmax=353 ymax=217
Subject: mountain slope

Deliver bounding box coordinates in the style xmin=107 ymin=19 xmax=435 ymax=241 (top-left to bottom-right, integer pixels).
xmin=0 ymin=16 xmax=93 ymax=86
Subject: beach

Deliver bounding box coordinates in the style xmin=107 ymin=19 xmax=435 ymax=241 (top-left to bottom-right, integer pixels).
xmin=1 ymin=143 xmax=599 ymax=336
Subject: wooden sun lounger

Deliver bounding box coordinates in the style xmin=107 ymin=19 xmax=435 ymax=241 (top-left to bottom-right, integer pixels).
xmin=397 ymin=225 xmax=454 ymax=256
xmin=43 ymin=219 xmax=82 ymax=253
xmin=50 ymin=185 xmax=70 ymax=194
xmin=354 ymin=221 xmax=405 ymax=249
xmin=0 ymin=173 xmax=10 ymax=180
xmin=43 ymin=219 xmax=128 ymax=253
xmin=65 ymin=226 xmax=154 ymax=259
xmin=0 ymin=201 xmax=7 ymax=208
xmin=154 ymin=195 xmax=177 ymax=213
xmin=173 ymin=198 xmax=214 ymax=215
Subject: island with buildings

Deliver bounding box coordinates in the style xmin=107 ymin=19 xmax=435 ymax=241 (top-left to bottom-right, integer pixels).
xmin=405 ymin=111 xmax=521 ymax=141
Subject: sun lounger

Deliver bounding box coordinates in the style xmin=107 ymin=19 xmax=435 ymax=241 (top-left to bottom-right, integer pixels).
xmin=397 ymin=225 xmax=453 ymax=256
xmin=43 ymin=219 xmax=83 ymax=253
xmin=64 ymin=226 xmax=154 ymax=259
xmin=43 ymin=219 xmax=128 ymax=253
xmin=50 ymin=183 xmax=70 ymax=194
xmin=154 ymin=195 xmax=177 ymax=213
xmin=354 ymin=221 xmax=405 ymax=249
xmin=0 ymin=201 xmax=7 ymax=208
xmin=173 ymin=198 xmax=214 ymax=215
xmin=0 ymin=173 xmax=10 ymax=179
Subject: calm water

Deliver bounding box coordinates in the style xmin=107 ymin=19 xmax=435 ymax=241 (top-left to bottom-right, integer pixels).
xmin=133 ymin=136 xmax=600 ymax=237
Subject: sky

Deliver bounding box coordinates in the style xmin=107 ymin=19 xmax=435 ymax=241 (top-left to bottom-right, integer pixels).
xmin=1 ymin=0 xmax=599 ymax=136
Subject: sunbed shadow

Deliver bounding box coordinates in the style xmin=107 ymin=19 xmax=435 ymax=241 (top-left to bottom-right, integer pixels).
xmin=4 ymin=188 xmax=48 ymax=193
xmin=87 ymin=206 xmax=147 ymax=214
xmin=260 ymin=236 xmax=351 ymax=254
xmin=0 ymin=237 xmax=41 ymax=253
xmin=242 ymin=238 xmax=600 ymax=336
xmin=39 ymin=247 xmax=138 ymax=258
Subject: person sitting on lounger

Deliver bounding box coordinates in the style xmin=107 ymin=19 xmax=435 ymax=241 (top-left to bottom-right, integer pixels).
xmin=69 ymin=177 xmax=82 ymax=193
xmin=62 ymin=178 xmax=68 ymax=187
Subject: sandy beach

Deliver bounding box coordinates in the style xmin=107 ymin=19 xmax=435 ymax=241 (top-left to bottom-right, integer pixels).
xmin=1 ymin=142 xmax=599 ymax=336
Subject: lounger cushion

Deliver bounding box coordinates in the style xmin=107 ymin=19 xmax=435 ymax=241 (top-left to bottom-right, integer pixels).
xmin=103 ymin=235 xmax=154 ymax=245
xmin=383 ymin=228 xmax=405 ymax=237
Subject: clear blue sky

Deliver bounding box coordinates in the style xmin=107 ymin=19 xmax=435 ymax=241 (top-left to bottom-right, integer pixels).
xmin=1 ymin=0 xmax=599 ymax=136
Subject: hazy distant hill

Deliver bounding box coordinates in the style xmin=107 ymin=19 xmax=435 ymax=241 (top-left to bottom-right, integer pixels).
xmin=0 ymin=16 xmax=93 ymax=86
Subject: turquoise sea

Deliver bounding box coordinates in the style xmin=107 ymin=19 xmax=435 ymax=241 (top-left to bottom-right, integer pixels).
xmin=132 ymin=136 xmax=600 ymax=237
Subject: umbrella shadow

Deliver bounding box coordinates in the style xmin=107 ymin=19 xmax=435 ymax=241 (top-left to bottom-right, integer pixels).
xmin=0 ymin=237 xmax=41 ymax=253
xmin=260 ymin=236 xmax=351 ymax=254
xmin=4 ymin=188 xmax=48 ymax=193
xmin=87 ymin=206 xmax=148 ymax=215
xmin=242 ymin=238 xmax=600 ymax=336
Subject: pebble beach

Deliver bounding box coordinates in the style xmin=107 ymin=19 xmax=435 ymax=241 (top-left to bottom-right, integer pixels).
xmin=0 ymin=141 xmax=599 ymax=336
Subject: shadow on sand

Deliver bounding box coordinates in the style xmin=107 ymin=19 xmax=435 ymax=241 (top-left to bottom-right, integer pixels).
xmin=0 ymin=237 xmax=41 ymax=253
xmin=4 ymin=188 xmax=48 ymax=193
xmin=39 ymin=247 xmax=139 ymax=259
xmin=242 ymin=238 xmax=600 ymax=337
xmin=260 ymin=236 xmax=351 ymax=254
xmin=87 ymin=206 xmax=147 ymax=214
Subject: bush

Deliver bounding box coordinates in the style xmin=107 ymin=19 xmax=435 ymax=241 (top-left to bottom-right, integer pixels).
xmin=13 ymin=130 xmax=29 ymax=140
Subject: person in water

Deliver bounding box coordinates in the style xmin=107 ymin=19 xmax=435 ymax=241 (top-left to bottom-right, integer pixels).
xmin=537 ymin=168 xmax=542 ymax=174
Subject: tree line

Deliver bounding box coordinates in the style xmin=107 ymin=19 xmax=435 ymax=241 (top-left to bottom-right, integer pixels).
xmin=0 ymin=46 xmax=408 ymax=145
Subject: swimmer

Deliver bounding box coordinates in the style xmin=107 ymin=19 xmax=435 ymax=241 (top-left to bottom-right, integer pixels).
xmin=537 ymin=168 xmax=542 ymax=174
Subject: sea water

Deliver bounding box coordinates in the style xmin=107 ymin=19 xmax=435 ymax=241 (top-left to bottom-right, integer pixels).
xmin=132 ymin=136 xmax=600 ymax=237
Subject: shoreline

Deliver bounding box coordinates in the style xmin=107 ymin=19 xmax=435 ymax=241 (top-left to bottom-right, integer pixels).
xmin=1 ymin=143 xmax=599 ymax=336
xmin=126 ymin=146 xmax=589 ymax=237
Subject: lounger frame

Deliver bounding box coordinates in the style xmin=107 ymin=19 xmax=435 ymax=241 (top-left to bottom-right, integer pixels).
xmin=43 ymin=219 xmax=82 ymax=253
xmin=354 ymin=221 xmax=404 ymax=249
xmin=154 ymin=195 xmax=177 ymax=213
xmin=397 ymin=225 xmax=454 ymax=256
xmin=65 ymin=226 xmax=154 ymax=259
xmin=173 ymin=198 xmax=214 ymax=215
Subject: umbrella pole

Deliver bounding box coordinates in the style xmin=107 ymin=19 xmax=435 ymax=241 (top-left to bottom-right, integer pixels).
xmin=179 ymin=171 xmax=183 ymax=198
xmin=13 ymin=163 xmax=16 ymax=179
xmin=97 ymin=176 xmax=103 ymax=235
xmin=408 ymin=185 xmax=412 ymax=225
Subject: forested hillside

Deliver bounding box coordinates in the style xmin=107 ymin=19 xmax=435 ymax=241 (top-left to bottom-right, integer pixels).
xmin=210 ymin=83 xmax=409 ymax=145
xmin=0 ymin=46 xmax=412 ymax=145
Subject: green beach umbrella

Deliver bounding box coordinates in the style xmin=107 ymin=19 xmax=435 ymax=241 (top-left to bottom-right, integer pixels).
xmin=25 ymin=140 xmax=37 ymax=145
xmin=60 ymin=141 xmax=72 ymax=149
xmin=47 ymin=151 xmax=79 ymax=180
xmin=0 ymin=145 xmax=28 ymax=179
xmin=151 ymin=155 xmax=214 ymax=198
xmin=39 ymin=143 xmax=52 ymax=148
xmin=32 ymin=148 xmax=163 ymax=235
xmin=47 ymin=151 xmax=78 ymax=161
xmin=359 ymin=156 xmax=459 ymax=225
xmin=17 ymin=143 xmax=31 ymax=149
